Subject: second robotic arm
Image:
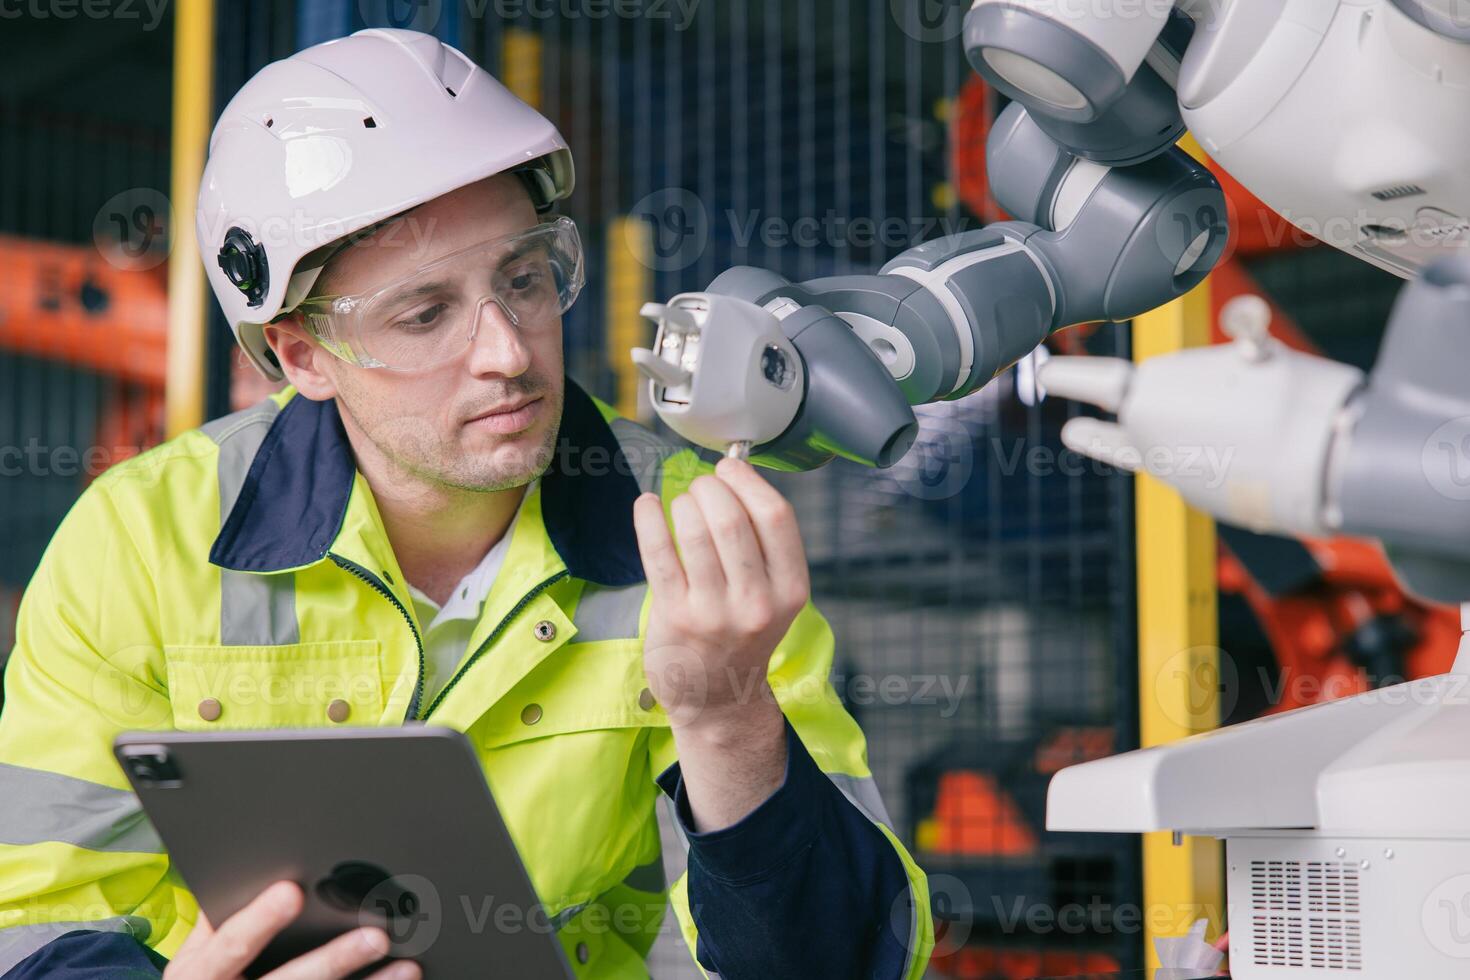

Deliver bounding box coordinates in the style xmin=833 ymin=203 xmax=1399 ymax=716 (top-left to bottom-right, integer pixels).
xmin=1041 ymin=254 xmax=1470 ymax=605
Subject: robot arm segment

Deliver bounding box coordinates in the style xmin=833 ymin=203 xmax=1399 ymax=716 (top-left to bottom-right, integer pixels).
xmin=1002 ymin=124 xmax=1226 ymax=326
xmin=1330 ymin=254 xmax=1470 ymax=602
xmin=1043 ymin=256 xmax=1470 ymax=604
xmin=635 ymin=285 xmax=922 ymax=471
xmin=711 ymin=116 xmax=1226 ymax=403
xmin=1040 ymin=295 xmax=1366 ymax=538
xmin=964 ymin=0 xmax=1195 ymax=164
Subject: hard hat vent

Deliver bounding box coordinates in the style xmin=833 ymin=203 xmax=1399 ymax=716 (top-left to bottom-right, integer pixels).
xmin=439 ymin=46 xmax=474 ymax=98
xmin=353 ymin=27 xmax=474 ymax=99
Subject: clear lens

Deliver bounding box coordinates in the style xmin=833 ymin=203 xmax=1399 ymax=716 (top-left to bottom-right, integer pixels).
xmin=303 ymin=218 xmax=584 ymax=372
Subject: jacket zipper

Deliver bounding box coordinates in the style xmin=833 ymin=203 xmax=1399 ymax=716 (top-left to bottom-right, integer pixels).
xmin=329 ymin=552 xmax=427 ymax=722
xmin=421 ymin=569 xmax=569 ymax=721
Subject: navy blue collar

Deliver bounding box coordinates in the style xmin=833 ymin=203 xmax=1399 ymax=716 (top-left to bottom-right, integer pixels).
xmin=208 ymin=377 xmax=647 ymax=587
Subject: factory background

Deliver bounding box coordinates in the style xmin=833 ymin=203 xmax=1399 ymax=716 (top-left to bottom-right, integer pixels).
xmin=0 ymin=2 xmax=1435 ymax=977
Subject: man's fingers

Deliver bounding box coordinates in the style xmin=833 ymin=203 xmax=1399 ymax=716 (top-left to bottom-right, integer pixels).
xmin=669 ymin=493 xmax=725 ymax=595
xmin=262 ymin=926 xmax=392 ymax=980
xmin=688 ymin=474 xmax=769 ymax=600
xmin=364 ymin=959 xmax=423 ymax=980
xmin=713 ymin=458 xmax=809 ymax=601
xmin=199 ymin=880 xmax=303 ymax=980
xmin=167 ymin=907 xmax=215 ymax=968
xmin=633 ymin=492 xmax=687 ymax=599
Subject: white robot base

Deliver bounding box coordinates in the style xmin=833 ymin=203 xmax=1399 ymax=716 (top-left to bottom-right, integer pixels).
xmin=1046 ymin=613 xmax=1470 ymax=978
xmin=1226 ymin=833 xmax=1470 ymax=978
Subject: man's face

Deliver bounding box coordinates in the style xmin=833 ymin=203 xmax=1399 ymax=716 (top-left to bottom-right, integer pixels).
xmin=298 ymin=174 xmax=565 ymax=495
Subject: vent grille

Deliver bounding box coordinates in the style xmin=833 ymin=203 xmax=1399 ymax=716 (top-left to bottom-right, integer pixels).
xmin=1371 ymin=184 xmax=1426 ymax=201
xmin=1250 ymin=860 xmax=1362 ymax=971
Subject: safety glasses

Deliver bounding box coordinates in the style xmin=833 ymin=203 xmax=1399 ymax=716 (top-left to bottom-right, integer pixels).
xmin=297 ymin=217 xmax=584 ymax=373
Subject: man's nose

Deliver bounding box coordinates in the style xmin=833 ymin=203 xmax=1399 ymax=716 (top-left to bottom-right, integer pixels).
xmin=465 ymin=296 xmax=531 ymax=378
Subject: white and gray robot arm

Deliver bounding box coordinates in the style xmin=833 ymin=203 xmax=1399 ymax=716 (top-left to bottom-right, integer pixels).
xmin=632 ymin=0 xmax=1470 ymax=606
xmin=1042 ymin=255 xmax=1470 ymax=604
xmin=633 ymin=95 xmax=1227 ymax=471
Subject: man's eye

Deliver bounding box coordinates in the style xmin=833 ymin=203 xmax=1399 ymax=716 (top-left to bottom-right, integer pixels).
xmin=393 ymin=303 xmax=448 ymax=332
xmin=506 ymin=268 xmax=544 ymax=292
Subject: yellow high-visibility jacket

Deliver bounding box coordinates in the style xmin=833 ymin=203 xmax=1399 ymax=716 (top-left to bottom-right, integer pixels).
xmin=0 ymin=379 xmax=932 ymax=978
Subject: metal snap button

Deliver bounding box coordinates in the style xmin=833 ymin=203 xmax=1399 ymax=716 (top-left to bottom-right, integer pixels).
xmin=533 ymin=620 xmax=557 ymax=642
xmin=637 ymin=688 xmax=657 ymax=712
xmin=197 ymin=698 xmax=222 ymax=722
xmin=576 ymin=941 xmax=589 ymax=964
xmin=327 ymin=699 xmax=351 ymax=723
xmin=521 ymin=703 xmax=543 ymax=725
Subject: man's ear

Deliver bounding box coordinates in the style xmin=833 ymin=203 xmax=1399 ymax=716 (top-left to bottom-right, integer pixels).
xmin=263 ymin=317 xmax=338 ymax=401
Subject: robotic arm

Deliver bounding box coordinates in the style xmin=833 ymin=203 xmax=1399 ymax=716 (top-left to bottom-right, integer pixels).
xmin=632 ymin=0 xmax=1239 ymax=468
xmin=633 ymin=100 xmax=1227 ymax=470
xmin=634 ymin=0 xmax=1470 ymax=594
xmin=1042 ymin=254 xmax=1470 ymax=605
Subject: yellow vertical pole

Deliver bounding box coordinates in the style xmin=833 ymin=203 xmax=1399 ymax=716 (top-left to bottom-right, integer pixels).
xmin=165 ymin=0 xmax=215 ymax=438
xmin=502 ymin=27 xmax=543 ymax=109
xmin=500 ymin=22 xmax=651 ymax=420
xmin=1134 ymin=274 xmax=1226 ymax=968
xmin=606 ymin=218 xmax=653 ymax=419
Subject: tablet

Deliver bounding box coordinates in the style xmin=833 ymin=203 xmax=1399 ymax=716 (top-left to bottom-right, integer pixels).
xmin=114 ymin=726 xmax=573 ymax=979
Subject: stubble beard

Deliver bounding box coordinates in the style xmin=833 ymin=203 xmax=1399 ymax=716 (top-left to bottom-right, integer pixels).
xmin=341 ymin=378 xmax=565 ymax=498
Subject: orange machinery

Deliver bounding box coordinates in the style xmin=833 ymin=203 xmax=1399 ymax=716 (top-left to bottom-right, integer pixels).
xmin=0 ymin=233 xmax=168 ymax=469
xmin=0 ymin=233 xmax=167 ymax=386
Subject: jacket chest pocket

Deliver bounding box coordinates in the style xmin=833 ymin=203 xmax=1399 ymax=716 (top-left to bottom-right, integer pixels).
xmin=163 ymin=640 xmax=384 ymax=731
xmin=479 ymin=639 xmax=665 ymax=748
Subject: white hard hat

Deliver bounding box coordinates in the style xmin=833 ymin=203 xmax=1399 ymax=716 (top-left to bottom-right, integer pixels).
xmin=196 ymin=28 xmax=575 ymax=379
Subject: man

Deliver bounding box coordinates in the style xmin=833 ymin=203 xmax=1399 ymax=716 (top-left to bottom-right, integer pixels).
xmin=0 ymin=29 xmax=932 ymax=979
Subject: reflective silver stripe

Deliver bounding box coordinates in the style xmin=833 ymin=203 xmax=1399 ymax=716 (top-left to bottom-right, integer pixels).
xmin=621 ymin=855 xmax=667 ymax=895
xmin=649 ymin=804 xmax=709 ymax=976
xmin=572 ymin=582 xmax=647 ymax=643
xmin=0 ymin=915 xmax=150 ymax=973
xmin=901 ymin=870 xmax=924 ymax=979
xmin=204 ymin=401 xmax=299 ymax=646
xmin=608 ymin=418 xmax=679 ymax=496
xmin=0 ymin=764 xmax=161 ymax=854
xmin=826 ymin=772 xmax=895 ymax=829
xmin=550 ymin=901 xmax=589 ymax=931
xmin=199 ymin=399 xmax=281 ymax=481
xmin=220 ymin=571 xmax=298 ymax=648
xmin=659 ymin=795 xmax=689 ymax=858
xmin=901 ymin=888 xmax=921 ymax=980
xmin=547 ymin=853 xmax=665 ymax=934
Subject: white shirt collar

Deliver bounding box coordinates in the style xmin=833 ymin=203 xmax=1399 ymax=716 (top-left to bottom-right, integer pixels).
xmin=406 ymin=480 xmax=536 ymax=630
